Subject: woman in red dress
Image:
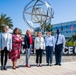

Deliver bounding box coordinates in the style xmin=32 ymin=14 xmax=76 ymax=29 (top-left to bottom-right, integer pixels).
xmin=9 ymin=28 xmax=22 ymax=69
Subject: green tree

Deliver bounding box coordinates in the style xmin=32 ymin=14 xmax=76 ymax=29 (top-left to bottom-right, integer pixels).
xmin=68 ymin=34 xmax=76 ymax=42
xmin=40 ymin=22 xmax=53 ymax=31
xmin=45 ymin=23 xmax=54 ymax=35
xmin=0 ymin=13 xmax=13 ymax=32
xmin=45 ymin=23 xmax=53 ymax=31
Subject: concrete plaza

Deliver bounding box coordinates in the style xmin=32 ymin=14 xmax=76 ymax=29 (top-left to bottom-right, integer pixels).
xmin=0 ymin=54 xmax=76 ymax=75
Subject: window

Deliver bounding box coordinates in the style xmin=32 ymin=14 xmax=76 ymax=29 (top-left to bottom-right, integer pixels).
xmin=66 ymin=26 xmax=67 ymax=28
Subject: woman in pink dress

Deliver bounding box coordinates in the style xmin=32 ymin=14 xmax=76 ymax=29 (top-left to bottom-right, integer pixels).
xmin=9 ymin=28 xmax=22 ymax=69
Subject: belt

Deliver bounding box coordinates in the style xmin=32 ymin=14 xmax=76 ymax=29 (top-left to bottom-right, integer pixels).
xmin=46 ymin=46 xmax=53 ymax=47
xmin=55 ymin=43 xmax=63 ymax=46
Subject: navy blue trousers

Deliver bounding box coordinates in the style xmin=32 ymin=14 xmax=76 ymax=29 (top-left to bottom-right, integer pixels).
xmin=46 ymin=46 xmax=53 ymax=64
xmin=55 ymin=44 xmax=63 ymax=64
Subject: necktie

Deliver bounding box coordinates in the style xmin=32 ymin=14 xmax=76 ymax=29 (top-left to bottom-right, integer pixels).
xmin=55 ymin=34 xmax=59 ymax=44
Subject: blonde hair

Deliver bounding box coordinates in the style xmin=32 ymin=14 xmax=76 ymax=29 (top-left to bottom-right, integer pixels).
xmin=26 ymin=30 xmax=31 ymax=35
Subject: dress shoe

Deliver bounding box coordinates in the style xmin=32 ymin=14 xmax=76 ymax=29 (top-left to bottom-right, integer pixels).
xmin=59 ymin=64 xmax=61 ymax=66
xmin=54 ymin=63 xmax=58 ymax=65
xmin=1 ymin=66 xmax=4 ymax=70
xmin=26 ymin=65 xmax=31 ymax=68
xmin=4 ymin=66 xmax=7 ymax=70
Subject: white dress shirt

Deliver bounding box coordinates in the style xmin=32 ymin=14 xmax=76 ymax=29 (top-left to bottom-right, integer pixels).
xmin=34 ymin=36 xmax=45 ymax=49
xmin=5 ymin=33 xmax=8 ymax=40
xmin=45 ymin=35 xmax=54 ymax=47
xmin=54 ymin=34 xmax=65 ymax=48
xmin=4 ymin=33 xmax=8 ymax=47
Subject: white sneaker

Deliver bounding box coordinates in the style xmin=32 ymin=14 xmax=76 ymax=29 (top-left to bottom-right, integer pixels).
xmin=39 ymin=64 xmax=42 ymax=67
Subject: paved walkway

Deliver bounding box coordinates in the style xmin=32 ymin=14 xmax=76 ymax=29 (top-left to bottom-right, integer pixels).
xmin=0 ymin=55 xmax=76 ymax=75
xmin=0 ymin=61 xmax=76 ymax=75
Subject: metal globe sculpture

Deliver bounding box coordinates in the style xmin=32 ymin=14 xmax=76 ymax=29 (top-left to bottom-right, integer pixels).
xmin=23 ymin=0 xmax=54 ymax=31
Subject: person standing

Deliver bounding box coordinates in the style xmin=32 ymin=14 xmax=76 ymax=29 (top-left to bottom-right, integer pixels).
xmin=34 ymin=32 xmax=45 ymax=67
xmin=54 ymin=29 xmax=65 ymax=66
xmin=9 ymin=28 xmax=22 ymax=69
xmin=24 ymin=30 xmax=33 ymax=68
xmin=0 ymin=25 xmax=12 ymax=70
xmin=45 ymin=30 xmax=54 ymax=66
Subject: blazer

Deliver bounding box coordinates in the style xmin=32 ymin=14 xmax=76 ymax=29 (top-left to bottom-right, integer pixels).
xmin=34 ymin=37 xmax=45 ymax=50
xmin=0 ymin=32 xmax=12 ymax=51
xmin=24 ymin=35 xmax=33 ymax=49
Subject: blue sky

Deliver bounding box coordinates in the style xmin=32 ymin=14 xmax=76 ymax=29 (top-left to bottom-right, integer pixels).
xmin=0 ymin=0 xmax=76 ymax=33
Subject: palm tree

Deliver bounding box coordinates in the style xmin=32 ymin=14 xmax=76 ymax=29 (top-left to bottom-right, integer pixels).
xmin=0 ymin=13 xmax=13 ymax=32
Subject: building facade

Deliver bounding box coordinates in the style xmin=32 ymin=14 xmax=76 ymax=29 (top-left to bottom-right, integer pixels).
xmin=34 ymin=21 xmax=76 ymax=39
xmin=53 ymin=21 xmax=76 ymax=38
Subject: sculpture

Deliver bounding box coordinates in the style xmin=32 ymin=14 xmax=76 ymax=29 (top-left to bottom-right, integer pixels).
xmin=23 ymin=0 xmax=54 ymax=31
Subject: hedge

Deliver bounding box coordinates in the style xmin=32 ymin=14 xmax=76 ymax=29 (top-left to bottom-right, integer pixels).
xmin=66 ymin=42 xmax=76 ymax=46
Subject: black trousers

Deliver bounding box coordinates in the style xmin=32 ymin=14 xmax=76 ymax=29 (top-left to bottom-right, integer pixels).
xmin=36 ymin=49 xmax=43 ymax=64
xmin=1 ymin=47 xmax=9 ymax=66
xmin=55 ymin=44 xmax=63 ymax=64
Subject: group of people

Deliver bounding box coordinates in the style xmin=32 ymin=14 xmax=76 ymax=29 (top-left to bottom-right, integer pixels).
xmin=0 ymin=26 xmax=22 ymax=70
xmin=34 ymin=30 xmax=65 ymax=67
xmin=0 ymin=25 xmax=65 ymax=70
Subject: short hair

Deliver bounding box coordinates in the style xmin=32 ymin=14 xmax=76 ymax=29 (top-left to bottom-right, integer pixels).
xmin=57 ymin=29 xmax=59 ymax=31
xmin=56 ymin=29 xmax=60 ymax=32
xmin=56 ymin=29 xmax=60 ymax=34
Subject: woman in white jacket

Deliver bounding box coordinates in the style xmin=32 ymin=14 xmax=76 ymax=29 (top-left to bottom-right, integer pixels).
xmin=34 ymin=32 xmax=45 ymax=67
